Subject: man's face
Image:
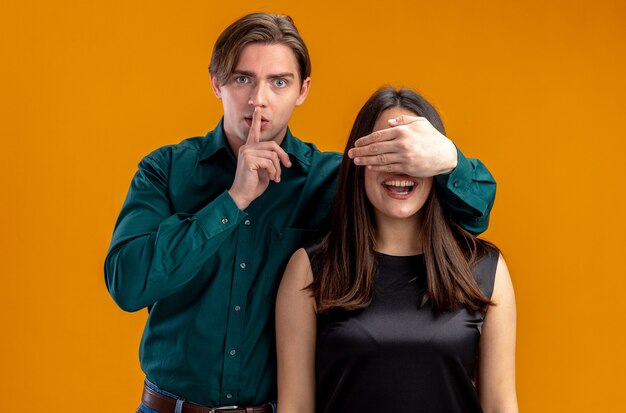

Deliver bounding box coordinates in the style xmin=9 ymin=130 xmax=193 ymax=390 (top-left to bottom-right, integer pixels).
xmin=211 ymin=43 xmax=311 ymax=152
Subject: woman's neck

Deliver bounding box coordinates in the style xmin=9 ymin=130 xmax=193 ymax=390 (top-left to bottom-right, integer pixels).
xmin=374 ymin=213 xmax=423 ymax=256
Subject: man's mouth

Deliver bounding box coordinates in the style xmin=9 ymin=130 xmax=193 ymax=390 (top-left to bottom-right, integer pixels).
xmin=244 ymin=116 xmax=269 ymax=127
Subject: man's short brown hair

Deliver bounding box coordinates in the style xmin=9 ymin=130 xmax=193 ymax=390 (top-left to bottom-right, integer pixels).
xmin=209 ymin=13 xmax=311 ymax=86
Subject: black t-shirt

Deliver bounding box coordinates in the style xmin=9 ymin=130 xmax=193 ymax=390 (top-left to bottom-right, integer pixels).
xmin=315 ymin=249 xmax=498 ymax=413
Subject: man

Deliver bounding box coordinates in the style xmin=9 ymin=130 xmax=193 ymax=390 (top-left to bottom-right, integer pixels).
xmin=105 ymin=13 xmax=496 ymax=413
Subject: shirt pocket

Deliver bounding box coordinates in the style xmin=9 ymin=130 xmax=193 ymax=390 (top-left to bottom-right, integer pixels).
xmin=262 ymin=226 xmax=321 ymax=298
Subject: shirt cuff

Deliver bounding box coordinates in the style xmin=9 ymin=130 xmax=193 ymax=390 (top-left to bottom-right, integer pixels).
xmin=435 ymin=147 xmax=472 ymax=195
xmin=194 ymin=191 xmax=247 ymax=238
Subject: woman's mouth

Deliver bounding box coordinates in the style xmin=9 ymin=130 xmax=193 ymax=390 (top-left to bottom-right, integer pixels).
xmin=382 ymin=178 xmax=417 ymax=198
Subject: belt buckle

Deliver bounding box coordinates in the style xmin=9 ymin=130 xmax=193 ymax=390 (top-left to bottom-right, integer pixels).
xmin=211 ymin=406 xmax=240 ymax=412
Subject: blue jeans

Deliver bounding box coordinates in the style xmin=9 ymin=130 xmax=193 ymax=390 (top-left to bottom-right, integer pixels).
xmin=136 ymin=380 xmax=277 ymax=413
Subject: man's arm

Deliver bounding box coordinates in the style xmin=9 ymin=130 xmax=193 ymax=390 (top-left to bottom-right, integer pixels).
xmin=104 ymin=151 xmax=245 ymax=312
xmin=106 ymin=109 xmax=291 ymax=312
xmin=434 ymin=148 xmax=496 ymax=234
xmin=348 ymin=115 xmax=496 ymax=234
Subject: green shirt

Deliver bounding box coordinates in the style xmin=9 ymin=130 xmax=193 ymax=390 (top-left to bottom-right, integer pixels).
xmin=105 ymin=119 xmax=496 ymax=406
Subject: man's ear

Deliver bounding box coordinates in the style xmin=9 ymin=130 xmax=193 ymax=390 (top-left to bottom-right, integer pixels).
xmin=210 ymin=75 xmax=222 ymax=99
xmin=295 ymin=77 xmax=311 ymax=106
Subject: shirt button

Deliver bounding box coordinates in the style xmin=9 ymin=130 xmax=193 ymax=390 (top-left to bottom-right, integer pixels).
xmin=244 ymin=219 xmax=251 ymax=225
xmin=229 ymin=349 xmax=237 ymax=356
xmin=221 ymin=217 xmax=228 ymax=224
xmin=453 ymin=181 xmax=459 ymax=188
xmin=239 ymin=262 xmax=247 ymax=269
xmin=226 ymin=393 xmax=233 ymax=399
xmin=234 ymin=305 xmax=241 ymax=312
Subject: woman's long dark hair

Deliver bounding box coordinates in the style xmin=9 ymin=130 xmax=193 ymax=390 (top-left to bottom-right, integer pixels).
xmin=311 ymin=87 xmax=494 ymax=314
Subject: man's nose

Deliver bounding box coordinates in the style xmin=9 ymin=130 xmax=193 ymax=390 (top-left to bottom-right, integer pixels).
xmin=248 ymin=83 xmax=268 ymax=107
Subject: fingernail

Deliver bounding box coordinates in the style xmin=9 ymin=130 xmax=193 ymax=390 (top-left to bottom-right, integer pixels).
xmin=388 ymin=118 xmax=398 ymax=125
xmin=354 ymin=157 xmax=361 ymax=165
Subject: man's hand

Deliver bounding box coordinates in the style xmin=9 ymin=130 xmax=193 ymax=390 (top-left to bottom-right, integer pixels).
xmin=228 ymin=107 xmax=292 ymax=210
xmin=348 ymin=115 xmax=458 ymax=177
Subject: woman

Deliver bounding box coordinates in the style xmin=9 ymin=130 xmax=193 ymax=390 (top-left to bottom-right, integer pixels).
xmin=275 ymin=87 xmax=517 ymax=413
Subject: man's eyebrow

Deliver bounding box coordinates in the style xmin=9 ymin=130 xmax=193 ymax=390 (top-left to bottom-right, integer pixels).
xmin=232 ymin=70 xmax=256 ymax=77
xmin=269 ymin=72 xmax=295 ymax=79
xmin=232 ymin=70 xmax=295 ymax=79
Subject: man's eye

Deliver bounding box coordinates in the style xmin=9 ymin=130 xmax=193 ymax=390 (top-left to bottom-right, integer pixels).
xmin=274 ymin=79 xmax=287 ymax=88
xmin=235 ymin=76 xmax=248 ymax=84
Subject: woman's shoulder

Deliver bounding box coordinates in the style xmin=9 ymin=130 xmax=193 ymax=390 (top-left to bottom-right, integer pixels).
xmin=473 ymin=241 xmax=502 ymax=299
xmin=283 ymin=248 xmax=315 ymax=288
xmin=290 ymin=247 xmax=312 ymax=265
xmin=302 ymin=239 xmax=327 ymax=278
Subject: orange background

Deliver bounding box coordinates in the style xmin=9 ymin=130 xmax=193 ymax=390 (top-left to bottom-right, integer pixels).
xmin=1 ymin=1 xmax=625 ymax=411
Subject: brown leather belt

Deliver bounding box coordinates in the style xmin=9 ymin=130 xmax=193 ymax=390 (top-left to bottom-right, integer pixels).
xmin=141 ymin=383 xmax=273 ymax=413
